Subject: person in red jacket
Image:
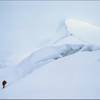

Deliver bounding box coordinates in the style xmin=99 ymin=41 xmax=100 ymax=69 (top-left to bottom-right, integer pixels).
xmin=2 ymin=80 xmax=7 ymax=89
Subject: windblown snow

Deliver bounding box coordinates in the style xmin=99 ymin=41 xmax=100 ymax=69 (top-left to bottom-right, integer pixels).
xmin=0 ymin=19 xmax=100 ymax=99
xmin=1 ymin=49 xmax=100 ymax=99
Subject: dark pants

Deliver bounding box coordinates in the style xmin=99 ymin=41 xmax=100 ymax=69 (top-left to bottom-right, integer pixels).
xmin=3 ymin=85 xmax=5 ymax=88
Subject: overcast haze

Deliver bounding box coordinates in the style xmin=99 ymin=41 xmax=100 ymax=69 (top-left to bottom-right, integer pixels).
xmin=0 ymin=1 xmax=100 ymax=66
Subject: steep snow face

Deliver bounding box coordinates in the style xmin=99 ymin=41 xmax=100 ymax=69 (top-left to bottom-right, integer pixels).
xmin=1 ymin=43 xmax=83 ymax=85
xmin=1 ymin=50 xmax=100 ymax=99
xmin=66 ymin=19 xmax=100 ymax=44
xmin=15 ymin=44 xmax=83 ymax=79
xmin=0 ymin=36 xmax=100 ymax=87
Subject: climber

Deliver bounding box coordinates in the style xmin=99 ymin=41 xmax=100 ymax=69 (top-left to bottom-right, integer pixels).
xmin=2 ymin=80 xmax=7 ymax=89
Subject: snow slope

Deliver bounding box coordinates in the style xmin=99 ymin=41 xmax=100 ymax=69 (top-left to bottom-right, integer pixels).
xmin=0 ymin=43 xmax=82 ymax=86
xmin=1 ymin=50 xmax=100 ymax=99
xmin=12 ymin=42 xmax=100 ymax=81
xmin=0 ymin=36 xmax=100 ymax=87
xmin=14 ymin=44 xmax=83 ymax=79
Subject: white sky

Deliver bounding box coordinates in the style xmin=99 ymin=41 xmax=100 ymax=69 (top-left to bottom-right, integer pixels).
xmin=0 ymin=1 xmax=100 ymax=66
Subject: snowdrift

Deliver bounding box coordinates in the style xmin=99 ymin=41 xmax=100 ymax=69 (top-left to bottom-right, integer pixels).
xmin=15 ymin=43 xmax=83 ymax=78
xmin=1 ymin=50 xmax=100 ymax=99
xmin=1 ymin=19 xmax=100 ymax=99
xmin=0 ymin=35 xmax=100 ymax=87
